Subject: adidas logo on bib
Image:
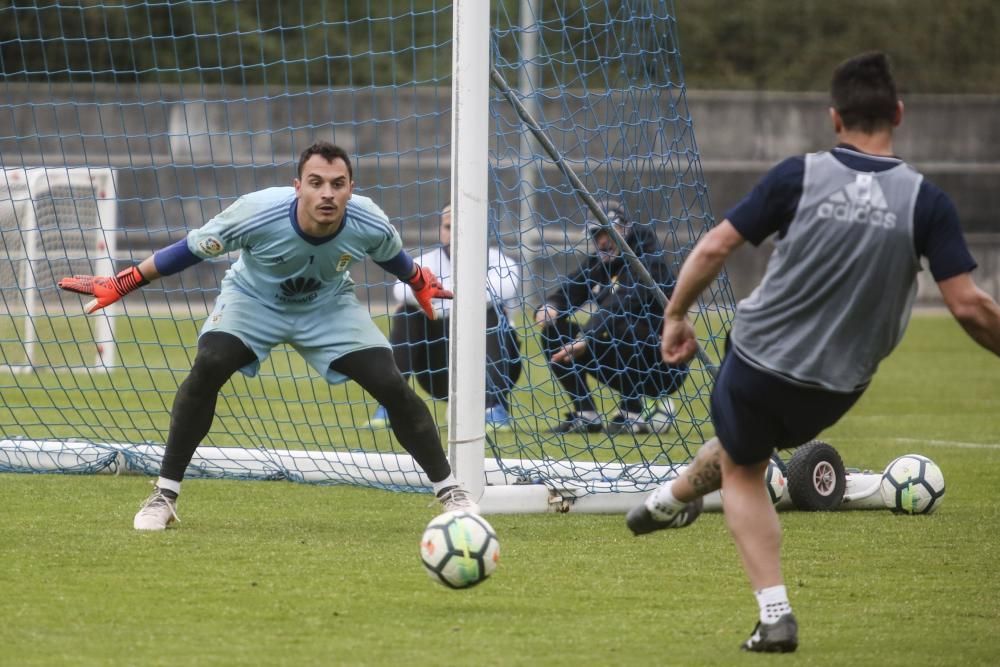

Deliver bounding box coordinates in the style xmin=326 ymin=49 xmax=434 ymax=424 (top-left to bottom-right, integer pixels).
xmin=817 ymin=173 xmax=896 ymax=229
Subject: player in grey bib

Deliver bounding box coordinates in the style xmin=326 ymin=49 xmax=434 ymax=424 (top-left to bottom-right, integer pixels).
xmin=623 ymin=52 xmax=1000 ymax=653
xmin=733 ymin=150 xmax=924 ymax=392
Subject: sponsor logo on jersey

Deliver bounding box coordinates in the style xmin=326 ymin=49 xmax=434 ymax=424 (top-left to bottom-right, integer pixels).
xmin=278 ymin=276 xmax=323 ymax=303
xmin=197 ymin=236 xmax=225 ymax=256
xmin=335 ymin=253 xmax=353 ymax=271
xmin=817 ymin=174 xmax=896 ymax=229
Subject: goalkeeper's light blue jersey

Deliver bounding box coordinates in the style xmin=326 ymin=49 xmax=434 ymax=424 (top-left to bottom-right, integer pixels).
xmin=186 ymin=187 xmax=402 ymax=310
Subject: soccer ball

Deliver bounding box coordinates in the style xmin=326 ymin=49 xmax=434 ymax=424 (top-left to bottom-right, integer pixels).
xmin=718 ymin=459 xmax=785 ymax=505
xmin=420 ymin=511 xmax=499 ymax=589
xmin=879 ymin=454 xmax=945 ymax=514
xmin=765 ymin=459 xmax=787 ymax=505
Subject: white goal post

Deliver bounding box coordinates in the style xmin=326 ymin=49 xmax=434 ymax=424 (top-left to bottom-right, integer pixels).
xmin=448 ymin=0 xmax=492 ymax=507
xmin=0 ymin=167 xmax=118 ymax=372
xmin=447 ymin=2 xmax=687 ymax=513
xmin=448 ymin=3 xmax=682 ymax=513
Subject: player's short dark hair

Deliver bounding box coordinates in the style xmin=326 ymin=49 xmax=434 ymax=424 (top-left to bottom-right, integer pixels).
xmin=297 ymin=141 xmax=353 ymax=180
xmin=830 ymin=51 xmax=899 ymax=133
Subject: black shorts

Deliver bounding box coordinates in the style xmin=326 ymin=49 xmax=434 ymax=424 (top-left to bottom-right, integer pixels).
xmin=710 ymin=349 xmax=864 ymax=465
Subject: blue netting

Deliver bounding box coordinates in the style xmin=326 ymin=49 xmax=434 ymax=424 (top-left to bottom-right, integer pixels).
xmin=487 ymin=1 xmax=732 ymax=491
xmin=0 ymin=1 xmax=733 ymax=495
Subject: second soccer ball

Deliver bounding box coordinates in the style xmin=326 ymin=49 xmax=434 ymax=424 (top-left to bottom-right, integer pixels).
xmin=765 ymin=459 xmax=787 ymax=505
xmin=879 ymin=454 xmax=945 ymax=514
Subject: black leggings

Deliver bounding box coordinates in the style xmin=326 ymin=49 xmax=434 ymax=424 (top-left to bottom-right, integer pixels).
xmin=159 ymin=332 xmax=451 ymax=484
xmin=390 ymin=305 xmax=522 ymax=409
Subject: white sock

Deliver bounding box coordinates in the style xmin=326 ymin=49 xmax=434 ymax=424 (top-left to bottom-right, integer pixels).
xmin=644 ymin=480 xmax=684 ymax=519
xmin=432 ymin=475 xmax=459 ymax=495
xmin=755 ymin=585 xmax=792 ymax=624
xmin=156 ymin=477 xmax=181 ymax=496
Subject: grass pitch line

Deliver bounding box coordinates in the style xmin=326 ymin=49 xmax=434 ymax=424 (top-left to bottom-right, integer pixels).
xmin=892 ymin=437 xmax=1000 ymax=450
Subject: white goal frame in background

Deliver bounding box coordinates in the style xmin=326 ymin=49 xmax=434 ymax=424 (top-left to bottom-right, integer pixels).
xmin=0 ymin=167 xmax=118 ymax=372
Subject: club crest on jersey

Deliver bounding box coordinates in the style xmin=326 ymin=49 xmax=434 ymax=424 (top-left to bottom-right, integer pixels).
xmin=197 ymin=236 xmax=225 ymax=256
xmin=335 ymin=253 xmax=353 ymax=271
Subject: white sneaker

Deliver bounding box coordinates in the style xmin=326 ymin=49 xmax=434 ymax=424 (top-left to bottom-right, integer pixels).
xmin=436 ymin=485 xmax=481 ymax=515
xmin=134 ymin=485 xmax=180 ymax=531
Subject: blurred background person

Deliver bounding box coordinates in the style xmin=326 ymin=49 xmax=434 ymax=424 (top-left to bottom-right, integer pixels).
xmin=534 ymin=200 xmax=688 ymax=434
xmin=368 ymin=205 xmax=523 ymax=431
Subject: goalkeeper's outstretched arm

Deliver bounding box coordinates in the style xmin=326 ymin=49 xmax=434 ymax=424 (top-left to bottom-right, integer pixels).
xmin=373 ymin=249 xmax=453 ymax=321
xmin=58 ymin=256 xmax=160 ymax=314
xmin=59 ymin=238 xmax=200 ymax=314
xmin=403 ymin=264 xmax=453 ymax=321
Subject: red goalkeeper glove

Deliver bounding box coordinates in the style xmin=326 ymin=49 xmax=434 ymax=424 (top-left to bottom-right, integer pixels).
xmin=406 ymin=264 xmax=453 ymax=320
xmin=58 ymin=266 xmax=149 ymax=314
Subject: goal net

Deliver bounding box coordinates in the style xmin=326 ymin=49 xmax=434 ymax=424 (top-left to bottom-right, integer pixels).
xmin=0 ymin=1 xmax=733 ymax=511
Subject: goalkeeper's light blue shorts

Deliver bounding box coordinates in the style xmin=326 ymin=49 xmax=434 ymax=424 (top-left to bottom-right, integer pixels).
xmin=199 ymin=287 xmax=390 ymax=384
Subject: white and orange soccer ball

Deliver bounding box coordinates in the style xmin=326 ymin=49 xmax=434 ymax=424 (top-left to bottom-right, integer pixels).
xmin=420 ymin=511 xmax=499 ymax=589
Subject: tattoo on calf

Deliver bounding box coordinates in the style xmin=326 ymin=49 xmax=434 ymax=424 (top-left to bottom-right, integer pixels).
xmin=686 ymin=439 xmax=723 ymax=495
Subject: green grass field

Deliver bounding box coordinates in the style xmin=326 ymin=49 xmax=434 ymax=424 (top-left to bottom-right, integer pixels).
xmin=1 ymin=313 xmax=998 ymax=666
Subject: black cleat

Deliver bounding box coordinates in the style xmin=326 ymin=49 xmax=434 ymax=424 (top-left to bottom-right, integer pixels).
xmin=550 ymin=411 xmax=602 ymax=434
xmin=741 ymin=613 xmax=798 ymax=653
xmin=626 ymin=496 xmax=703 ymax=535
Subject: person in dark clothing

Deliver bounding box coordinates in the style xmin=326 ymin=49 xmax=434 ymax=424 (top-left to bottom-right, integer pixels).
xmin=534 ymin=200 xmax=688 ymax=434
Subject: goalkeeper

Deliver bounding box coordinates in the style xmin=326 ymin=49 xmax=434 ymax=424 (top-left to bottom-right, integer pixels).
xmin=59 ymin=141 xmax=479 ymax=530
xmin=534 ymin=200 xmax=688 ymax=434
xmin=626 ymin=52 xmax=1000 ymax=653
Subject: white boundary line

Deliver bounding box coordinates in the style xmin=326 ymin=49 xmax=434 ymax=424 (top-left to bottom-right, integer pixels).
xmin=836 ymin=436 xmax=1000 ymax=451
xmin=831 ymin=438 xmax=1000 ymax=449
xmin=891 ymin=437 xmax=1000 ymax=451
